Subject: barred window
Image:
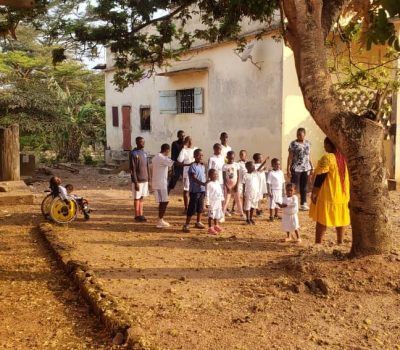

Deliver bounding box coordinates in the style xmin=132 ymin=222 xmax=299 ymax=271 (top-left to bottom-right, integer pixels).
xmin=177 ymin=89 xmax=195 ymax=114
xmin=140 ymin=106 xmax=151 ymax=131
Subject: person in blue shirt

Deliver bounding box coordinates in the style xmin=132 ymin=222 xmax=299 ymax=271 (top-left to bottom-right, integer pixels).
xmin=182 ymin=149 xmax=207 ymax=233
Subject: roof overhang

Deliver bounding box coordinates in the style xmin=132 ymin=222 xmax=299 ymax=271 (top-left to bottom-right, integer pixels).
xmin=156 ymin=60 xmax=210 ymax=77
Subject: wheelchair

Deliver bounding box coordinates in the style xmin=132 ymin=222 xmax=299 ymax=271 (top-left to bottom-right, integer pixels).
xmin=41 ymin=190 xmax=78 ymax=224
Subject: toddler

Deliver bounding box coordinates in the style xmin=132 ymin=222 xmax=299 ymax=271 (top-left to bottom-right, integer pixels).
xmin=277 ymin=183 xmax=301 ymax=243
xmin=65 ymin=184 xmax=90 ymax=220
xmin=253 ymin=153 xmax=268 ymax=215
xmin=206 ymin=169 xmax=224 ymax=235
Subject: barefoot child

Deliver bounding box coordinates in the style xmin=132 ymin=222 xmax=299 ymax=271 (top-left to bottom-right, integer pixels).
xmin=206 ymin=169 xmax=224 ymax=235
xmin=277 ymin=183 xmax=301 ymax=242
xmin=222 ymin=151 xmax=244 ymax=218
xmin=243 ymin=158 xmax=267 ymax=225
xmin=183 ymin=149 xmax=207 ymax=233
xmin=266 ymin=158 xmax=285 ymax=222
xmin=253 ymin=153 xmax=269 ymax=216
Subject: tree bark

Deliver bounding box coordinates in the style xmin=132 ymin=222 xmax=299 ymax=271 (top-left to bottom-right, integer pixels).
xmin=282 ymin=0 xmax=392 ymax=255
xmin=0 ymin=124 xmax=20 ymax=181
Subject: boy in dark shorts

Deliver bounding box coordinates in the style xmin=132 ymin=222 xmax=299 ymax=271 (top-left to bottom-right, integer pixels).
xmin=182 ymin=149 xmax=207 ymax=233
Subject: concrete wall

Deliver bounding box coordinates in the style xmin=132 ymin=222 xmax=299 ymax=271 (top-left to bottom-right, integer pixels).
xmin=281 ymin=46 xmax=326 ymax=171
xmin=105 ymin=36 xmax=284 ymax=160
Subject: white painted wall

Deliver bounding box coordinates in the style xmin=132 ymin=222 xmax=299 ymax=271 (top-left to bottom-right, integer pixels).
xmin=105 ymin=36 xmax=284 ymax=161
xmin=281 ymin=46 xmax=326 ymax=171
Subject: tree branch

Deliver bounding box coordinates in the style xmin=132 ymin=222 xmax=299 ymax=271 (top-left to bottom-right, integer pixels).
xmin=321 ymin=0 xmax=350 ymax=38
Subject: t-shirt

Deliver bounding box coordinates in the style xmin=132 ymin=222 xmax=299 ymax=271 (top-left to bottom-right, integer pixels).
xmin=282 ymin=195 xmax=299 ymax=216
xmin=221 ymin=144 xmax=232 ymax=159
xmin=237 ymin=160 xmax=247 ymax=184
xmin=188 ymin=162 xmax=206 ymax=193
xmin=58 ymin=185 xmax=68 ymax=200
xmin=266 ymin=169 xmax=285 ymax=190
xmin=243 ymin=172 xmax=261 ymax=199
xmin=222 ymin=163 xmax=239 ymax=189
xmin=208 ymin=154 xmax=225 ymax=184
xmin=289 ymin=140 xmax=312 ymax=172
xmin=130 ymin=148 xmax=149 ymax=183
xmin=151 ymin=153 xmax=174 ymax=190
xmin=206 ymin=181 xmax=224 ymax=207
xmin=178 ymin=147 xmax=196 ymax=179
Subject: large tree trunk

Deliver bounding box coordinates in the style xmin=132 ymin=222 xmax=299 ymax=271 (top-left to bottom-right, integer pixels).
xmin=0 ymin=124 xmax=20 ymax=181
xmin=282 ymin=0 xmax=392 ymax=255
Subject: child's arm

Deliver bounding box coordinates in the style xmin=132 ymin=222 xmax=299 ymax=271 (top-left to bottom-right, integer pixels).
xmin=234 ymin=168 xmax=240 ymax=191
xmin=257 ymin=156 xmax=270 ymax=172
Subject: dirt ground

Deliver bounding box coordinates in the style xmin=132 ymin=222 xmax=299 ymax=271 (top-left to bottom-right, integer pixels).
xmin=5 ymin=165 xmax=400 ymax=349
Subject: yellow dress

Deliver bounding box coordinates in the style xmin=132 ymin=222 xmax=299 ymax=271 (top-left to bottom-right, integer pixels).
xmin=309 ymin=153 xmax=350 ymax=227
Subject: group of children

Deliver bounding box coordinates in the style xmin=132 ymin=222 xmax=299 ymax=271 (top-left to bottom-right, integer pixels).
xmin=176 ymin=133 xmax=301 ymax=243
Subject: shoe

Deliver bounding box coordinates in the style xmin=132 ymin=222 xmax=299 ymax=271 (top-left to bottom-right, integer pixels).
xmin=220 ymin=216 xmax=225 ymax=223
xmin=141 ymin=216 xmax=148 ymax=222
xmin=134 ymin=216 xmax=141 ymax=222
xmin=250 ymin=219 xmax=256 ymax=225
xmin=230 ymin=209 xmax=236 ymax=215
xmin=225 ymin=211 xmax=232 ymax=217
xmin=241 ymin=214 xmax=247 ymax=220
xmin=246 ymin=219 xmax=251 ymax=225
xmin=182 ymin=224 xmax=190 ymax=233
xmin=274 ymin=215 xmax=281 ymax=220
xmin=214 ymin=225 xmax=223 ymax=233
xmin=300 ymin=204 xmax=309 ymax=211
xmin=195 ymin=222 xmax=206 ymax=229
xmin=157 ymin=219 xmax=170 ymax=228
xmin=208 ymin=227 xmax=217 ymax=235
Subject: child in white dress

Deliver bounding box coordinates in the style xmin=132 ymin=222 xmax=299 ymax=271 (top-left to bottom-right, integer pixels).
xmin=253 ymin=153 xmax=269 ymax=216
xmin=206 ymin=169 xmax=224 ymax=235
xmin=266 ymin=158 xmax=285 ymax=222
xmin=277 ymin=183 xmax=301 ymax=243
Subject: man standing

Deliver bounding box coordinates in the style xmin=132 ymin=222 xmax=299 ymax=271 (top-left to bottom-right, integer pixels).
xmin=168 ymin=130 xmax=185 ymax=192
xmin=130 ymin=136 xmax=150 ymax=222
xmin=152 ymin=143 xmax=184 ymax=228
xmin=220 ymin=132 xmax=232 ymax=160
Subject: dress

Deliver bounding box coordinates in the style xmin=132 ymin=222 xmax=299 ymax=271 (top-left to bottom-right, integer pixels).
xmin=266 ymin=170 xmax=285 ymax=209
xmin=206 ymin=181 xmax=224 ymax=220
xmin=309 ymin=153 xmax=350 ymax=227
xmin=255 ymin=163 xmax=267 ymax=199
xmin=243 ymin=172 xmax=261 ymax=210
xmin=282 ymin=196 xmax=300 ymax=232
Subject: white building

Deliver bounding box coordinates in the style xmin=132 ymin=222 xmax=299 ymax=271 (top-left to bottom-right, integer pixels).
xmin=103 ymin=19 xmax=400 ymax=182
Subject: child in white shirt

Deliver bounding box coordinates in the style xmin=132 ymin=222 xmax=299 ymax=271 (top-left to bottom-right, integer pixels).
xmin=222 ymin=151 xmax=244 ymax=218
xmin=277 ymin=183 xmax=301 ymax=243
xmin=206 ymin=169 xmax=224 ymax=235
xmin=266 ymin=158 xmax=285 ymax=221
xmin=220 ymin=132 xmax=231 ymax=160
xmin=253 ymin=153 xmax=269 ymax=216
xmin=243 ymin=158 xmax=267 ymax=225
xmin=208 ymin=143 xmax=225 ymax=187
xmin=231 ymin=149 xmax=247 ymax=215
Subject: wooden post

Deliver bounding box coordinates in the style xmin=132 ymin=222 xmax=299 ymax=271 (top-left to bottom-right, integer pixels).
xmin=0 ymin=124 xmax=20 ymax=181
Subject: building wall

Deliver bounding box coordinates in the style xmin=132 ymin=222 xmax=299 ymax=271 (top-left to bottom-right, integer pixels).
xmin=105 ymin=36 xmax=284 ymax=160
xmin=281 ymin=46 xmax=326 ymax=171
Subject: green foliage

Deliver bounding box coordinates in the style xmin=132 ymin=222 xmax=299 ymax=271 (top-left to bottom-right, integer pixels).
xmin=0 ymin=26 xmax=105 ymax=162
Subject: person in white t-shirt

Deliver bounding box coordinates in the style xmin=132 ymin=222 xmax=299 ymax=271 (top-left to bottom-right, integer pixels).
xmin=222 ymin=151 xmax=244 ymax=219
xmin=220 ymin=132 xmax=232 ymax=159
xmin=206 ymin=169 xmax=224 ymax=235
xmin=152 ymin=143 xmax=186 ymax=228
xmin=253 ymin=153 xmax=269 ymax=216
xmin=231 ymin=149 xmax=247 ymax=214
xmin=277 ymin=183 xmax=301 ymax=243
xmin=177 ymin=136 xmax=197 ymax=213
xmin=267 ymin=158 xmax=286 ymax=222
xmin=243 ymin=158 xmax=268 ymax=225
xmin=208 ymin=143 xmax=225 ymax=187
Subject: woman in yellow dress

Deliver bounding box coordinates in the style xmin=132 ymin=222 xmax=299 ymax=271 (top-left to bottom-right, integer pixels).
xmin=309 ymin=137 xmax=350 ymax=244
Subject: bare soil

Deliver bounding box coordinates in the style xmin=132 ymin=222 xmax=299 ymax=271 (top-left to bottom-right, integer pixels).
xmin=7 ymin=165 xmax=400 ymax=349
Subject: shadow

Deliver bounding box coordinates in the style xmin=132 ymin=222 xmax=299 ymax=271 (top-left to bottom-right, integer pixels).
xmin=0 ymin=268 xmax=49 ymax=281
xmin=85 ymin=236 xmax=290 ymax=252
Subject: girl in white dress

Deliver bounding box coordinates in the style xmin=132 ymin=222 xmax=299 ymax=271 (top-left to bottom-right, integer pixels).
xmin=277 ymin=183 xmax=301 ymax=243
xmin=266 ymin=158 xmax=285 ymax=221
xmin=253 ymin=153 xmax=269 ymax=216
xmin=206 ymin=169 xmax=224 ymax=235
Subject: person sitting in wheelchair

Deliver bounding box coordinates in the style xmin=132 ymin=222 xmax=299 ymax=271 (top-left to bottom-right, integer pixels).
xmin=49 ymin=176 xmax=69 ymax=201
xmin=65 ymin=183 xmax=90 ymax=220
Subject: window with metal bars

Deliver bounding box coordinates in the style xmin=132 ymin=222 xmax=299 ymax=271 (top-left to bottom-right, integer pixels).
xmin=177 ymin=89 xmax=195 ymax=113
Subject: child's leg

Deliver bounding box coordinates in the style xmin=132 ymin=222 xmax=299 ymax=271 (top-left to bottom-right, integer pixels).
xmin=196 ymin=212 xmax=202 ymax=223
xmin=139 ymin=198 xmax=144 ymax=216
xmin=285 ymin=232 xmax=291 ymax=241
xmin=245 ymin=210 xmax=250 ymax=220
xmin=185 ymin=215 xmax=192 ymax=225
xmin=214 ymin=219 xmax=218 ymax=227
xmin=336 ymin=226 xmax=344 ymax=244
xmin=159 ymin=202 xmax=168 ymax=219
xmin=249 ymin=208 xmax=254 ymax=220
xmin=274 ymin=208 xmax=279 ymax=217
xmin=269 ymin=208 xmax=273 ymax=219
xmin=233 ymin=191 xmax=243 ymax=214
xmin=294 ymin=229 xmax=300 ymax=240
xmin=183 ymin=191 xmax=188 ymax=211
xmin=208 ymin=217 xmax=213 ymax=228
xmin=223 ymin=192 xmax=231 ymax=214
xmin=231 ymin=200 xmax=235 ymax=212
xmin=134 ymin=199 xmax=141 ymax=217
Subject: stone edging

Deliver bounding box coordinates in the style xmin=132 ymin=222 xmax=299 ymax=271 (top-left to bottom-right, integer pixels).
xmin=37 ymin=223 xmax=150 ymax=349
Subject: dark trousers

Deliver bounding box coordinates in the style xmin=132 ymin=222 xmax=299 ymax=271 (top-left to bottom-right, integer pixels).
xmin=168 ymin=166 xmax=183 ymax=191
xmin=291 ymin=171 xmax=309 ymax=205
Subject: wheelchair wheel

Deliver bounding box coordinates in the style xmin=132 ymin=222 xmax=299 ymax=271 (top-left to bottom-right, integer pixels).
xmin=41 ymin=194 xmax=53 ymax=219
xmin=50 ymin=198 xmax=78 ymax=224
